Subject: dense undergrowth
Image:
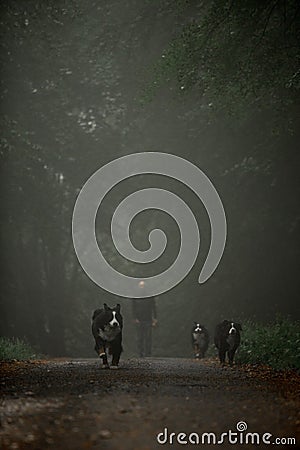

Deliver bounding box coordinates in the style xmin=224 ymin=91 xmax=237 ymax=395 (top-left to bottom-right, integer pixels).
xmin=236 ymin=318 xmax=300 ymax=370
xmin=0 ymin=337 xmax=38 ymax=361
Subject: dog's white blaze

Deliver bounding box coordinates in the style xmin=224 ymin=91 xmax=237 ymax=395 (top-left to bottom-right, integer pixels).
xmin=109 ymin=311 xmax=120 ymax=327
xmin=229 ymin=322 xmax=236 ymax=335
xmin=194 ymin=324 xmax=202 ymax=332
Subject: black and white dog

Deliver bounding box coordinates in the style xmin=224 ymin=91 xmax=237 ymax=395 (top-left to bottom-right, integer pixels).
xmin=214 ymin=320 xmax=242 ymax=366
xmin=191 ymin=322 xmax=209 ymax=359
xmin=92 ymin=303 xmax=123 ymax=369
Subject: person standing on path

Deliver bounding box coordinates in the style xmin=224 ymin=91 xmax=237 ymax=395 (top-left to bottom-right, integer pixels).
xmin=132 ymin=281 xmax=158 ymax=357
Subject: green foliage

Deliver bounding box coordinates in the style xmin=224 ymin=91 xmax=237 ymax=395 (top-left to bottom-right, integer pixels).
xmin=143 ymin=0 xmax=300 ymax=123
xmin=236 ymin=317 xmax=300 ymax=369
xmin=0 ymin=337 xmax=38 ymax=361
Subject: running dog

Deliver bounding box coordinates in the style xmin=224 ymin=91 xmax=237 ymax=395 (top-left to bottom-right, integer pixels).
xmin=92 ymin=303 xmax=123 ymax=369
xmin=191 ymin=322 xmax=209 ymax=359
xmin=214 ymin=320 xmax=242 ymax=365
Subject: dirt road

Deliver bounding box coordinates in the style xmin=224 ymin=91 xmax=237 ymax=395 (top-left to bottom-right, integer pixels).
xmin=1 ymin=358 xmax=299 ymax=449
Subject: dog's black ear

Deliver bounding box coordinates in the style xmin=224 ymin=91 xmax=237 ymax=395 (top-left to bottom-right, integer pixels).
xmin=115 ymin=303 xmax=121 ymax=312
xmin=92 ymin=309 xmax=102 ymax=321
xmin=236 ymin=323 xmax=242 ymax=331
xmin=104 ymin=303 xmax=109 ymax=311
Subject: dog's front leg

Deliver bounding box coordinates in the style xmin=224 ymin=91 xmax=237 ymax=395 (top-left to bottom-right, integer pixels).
xmin=110 ymin=336 xmax=122 ymax=368
xmin=228 ymin=347 xmax=236 ymax=366
xmin=101 ymin=350 xmax=109 ymax=368
xmin=218 ymin=346 xmax=226 ymax=365
xmin=95 ymin=337 xmax=109 ymax=368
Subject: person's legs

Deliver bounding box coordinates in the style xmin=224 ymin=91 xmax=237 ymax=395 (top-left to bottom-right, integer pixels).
xmin=144 ymin=322 xmax=152 ymax=357
xmin=136 ymin=323 xmax=145 ymax=357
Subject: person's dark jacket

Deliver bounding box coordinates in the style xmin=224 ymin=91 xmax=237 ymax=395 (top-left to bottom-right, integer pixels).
xmin=132 ymin=298 xmax=157 ymax=323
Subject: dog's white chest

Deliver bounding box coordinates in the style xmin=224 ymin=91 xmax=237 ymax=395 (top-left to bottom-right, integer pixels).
xmin=226 ymin=335 xmax=236 ymax=349
xmin=193 ymin=332 xmax=200 ymax=342
xmin=99 ymin=327 xmax=120 ymax=342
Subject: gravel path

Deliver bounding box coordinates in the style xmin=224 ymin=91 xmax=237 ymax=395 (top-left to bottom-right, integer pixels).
xmin=1 ymin=357 xmax=299 ymax=449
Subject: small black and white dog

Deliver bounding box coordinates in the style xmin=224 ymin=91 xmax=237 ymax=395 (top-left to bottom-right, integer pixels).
xmin=191 ymin=322 xmax=209 ymax=359
xmin=214 ymin=320 xmax=242 ymax=365
xmin=92 ymin=303 xmax=123 ymax=369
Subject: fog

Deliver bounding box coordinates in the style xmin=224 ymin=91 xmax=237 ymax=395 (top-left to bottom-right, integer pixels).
xmin=1 ymin=0 xmax=299 ymax=357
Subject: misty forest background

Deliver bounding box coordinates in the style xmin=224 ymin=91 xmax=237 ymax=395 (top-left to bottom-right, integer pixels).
xmin=0 ymin=0 xmax=299 ymax=358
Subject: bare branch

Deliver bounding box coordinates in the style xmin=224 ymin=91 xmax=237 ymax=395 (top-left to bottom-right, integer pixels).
xmin=253 ymin=0 xmax=281 ymax=52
